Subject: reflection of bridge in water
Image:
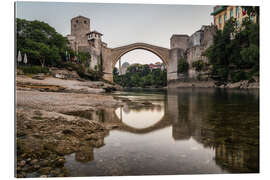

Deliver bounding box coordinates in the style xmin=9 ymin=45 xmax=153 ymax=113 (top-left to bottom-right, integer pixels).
xmin=114 ymin=103 xmax=172 ymax=135
xmin=105 ymin=89 xmax=259 ymax=173
xmin=74 ymin=89 xmax=258 ymax=173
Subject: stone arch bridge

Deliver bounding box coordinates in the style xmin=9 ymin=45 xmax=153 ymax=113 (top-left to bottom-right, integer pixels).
xmin=102 ymin=42 xmax=184 ymax=82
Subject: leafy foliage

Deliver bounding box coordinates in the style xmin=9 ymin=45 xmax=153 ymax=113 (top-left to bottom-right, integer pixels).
xmin=77 ymin=52 xmax=90 ymax=66
xmin=205 ymin=18 xmax=259 ymax=84
xmin=18 ymin=66 xmax=49 ymax=74
xmin=16 ymin=18 xmax=70 ymax=67
xmin=114 ymin=64 xmax=167 ymax=88
xmin=192 ymin=60 xmax=208 ymax=72
xmin=242 ymin=6 xmax=259 ymax=24
xmin=177 ymin=59 xmax=189 ymax=73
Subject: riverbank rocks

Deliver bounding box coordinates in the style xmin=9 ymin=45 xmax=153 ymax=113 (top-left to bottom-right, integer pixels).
xmin=50 ymin=68 xmax=80 ymax=80
xmin=225 ymin=80 xmax=259 ymax=89
xmin=16 ymin=105 xmax=111 ymax=177
xmin=167 ymin=79 xmax=259 ymax=89
xmin=32 ymin=74 xmax=46 ymax=80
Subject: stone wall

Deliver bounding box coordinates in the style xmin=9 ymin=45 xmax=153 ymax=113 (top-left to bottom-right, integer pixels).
xmin=170 ymin=35 xmax=190 ymax=51
xmin=88 ymin=39 xmax=102 ymax=70
xmin=167 ymin=48 xmax=185 ymax=81
xmin=189 ymin=30 xmax=203 ymax=47
xmin=170 ymin=25 xmax=217 ymax=82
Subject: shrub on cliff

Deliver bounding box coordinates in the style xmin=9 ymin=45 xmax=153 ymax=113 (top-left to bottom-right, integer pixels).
xmin=177 ymin=59 xmax=189 ymax=74
xmin=192 ymin=60 xmax=208 ymax=72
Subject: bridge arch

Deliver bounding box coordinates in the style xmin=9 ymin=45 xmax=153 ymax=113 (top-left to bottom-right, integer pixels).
xmin=111 ymin=43 xmax=170 ymax=68
xmin=102 ymin=42 xmax=171 ymax=82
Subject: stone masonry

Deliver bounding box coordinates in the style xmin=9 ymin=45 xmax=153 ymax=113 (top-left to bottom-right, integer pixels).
xmin=67 ymin=16 xmax=106 ymax=71
xmin=67 ymin=15 xmax=217 ymax=83
xmin=169 ymin=25 xmax=217 ymax=81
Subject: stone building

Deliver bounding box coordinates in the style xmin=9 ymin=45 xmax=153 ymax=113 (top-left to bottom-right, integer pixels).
xmin=66 ymin=15 xmax=107 ymax=71
xmin=170 ymin=24 xmax=217 ymax=81
xmin=211 ymin=6 xmax=257 ymax=30
xmin=66 ymin=15 xmax=217 ymax=83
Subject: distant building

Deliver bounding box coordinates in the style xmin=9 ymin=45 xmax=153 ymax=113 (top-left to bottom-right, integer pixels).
xmin=121 ymin=62 xmax=130 ymax=75
xmin=149 ymin=62 xmax=165 ymax=71
xmin=211 ymin=6 xmax=257 ymax=30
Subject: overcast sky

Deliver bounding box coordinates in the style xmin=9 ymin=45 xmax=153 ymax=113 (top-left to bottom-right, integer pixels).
xmin=16 ymin=2 xmax=214 ymax=67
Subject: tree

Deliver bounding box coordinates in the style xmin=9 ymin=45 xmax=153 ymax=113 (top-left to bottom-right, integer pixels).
xmin=177 ymin=59 xmax=189 ymax=74
xmin=113 ymin=67 xmax=119 ymax=76
xmin=113 ymin=64 xmax=167 ymax=88
xmin=205 ymin=17 xmax=259 ymax=84
xmin=16 ymin=18 xmax=69 ymax=67
xmin=242 ymin=6 xmax=259 ymax=24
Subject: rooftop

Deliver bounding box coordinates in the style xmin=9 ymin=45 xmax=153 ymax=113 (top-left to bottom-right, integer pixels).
xmin=71 ymin=15 xmax=90 ymax=20
xmin=211 ymin=6 xmax=227 ymax=16
xmin=171 ymin=34 xmax=189 ymax=39
xmin=86 ymin=30 xmax=103 ymax=36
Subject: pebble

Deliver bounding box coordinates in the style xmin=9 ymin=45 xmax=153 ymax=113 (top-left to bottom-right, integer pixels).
xmin=34 ymin=164 xmax=40 ymax=169
xmin=19 ymin=160 xmax=26 ymax=166
xmin=30 ymin=159 xmax=38 ymax=165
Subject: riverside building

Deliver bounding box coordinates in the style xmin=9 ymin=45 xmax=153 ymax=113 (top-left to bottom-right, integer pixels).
xmin=211 ymin=6 xmax=257 ymax=30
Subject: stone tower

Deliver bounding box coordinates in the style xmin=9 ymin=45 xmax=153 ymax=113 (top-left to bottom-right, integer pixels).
xmin=71 ymin=16 xmax=90 ymax=47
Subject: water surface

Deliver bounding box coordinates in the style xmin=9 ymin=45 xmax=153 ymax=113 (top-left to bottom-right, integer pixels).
xmin=64 ymin=88 xmax=259 ymax=176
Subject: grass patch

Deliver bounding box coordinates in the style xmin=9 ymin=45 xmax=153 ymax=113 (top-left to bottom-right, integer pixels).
xmin=18 ymin=66 xmax=49 ymax=74
xmin=32 ymin=116 xmax=43 ymax=120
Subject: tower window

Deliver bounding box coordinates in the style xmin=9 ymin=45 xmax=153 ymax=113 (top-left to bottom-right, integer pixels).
xmin=84 ymin=20 xmax=87 ymax=24
xmin=76 ymin=20 xmax=79 ymax=23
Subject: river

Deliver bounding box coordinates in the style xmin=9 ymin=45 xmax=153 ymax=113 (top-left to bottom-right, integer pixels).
xmin=64 ymin=88 xmax=259 ymax=176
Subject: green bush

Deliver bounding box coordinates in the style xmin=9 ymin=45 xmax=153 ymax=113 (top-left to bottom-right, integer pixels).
xmin=177 ymin=59 xmax=189 ymax=73
xmin=113 ymin=64 xmax=167 ymax=88
xmin=18 ymin=65 xmax=49 ymax=74
xmin=205 ymin=18 xmax=259 ymax=84
xmin=231 ymin=71 xmax=247 ymax=83
xmin=192 ymin=60 xmax=207 ymax=71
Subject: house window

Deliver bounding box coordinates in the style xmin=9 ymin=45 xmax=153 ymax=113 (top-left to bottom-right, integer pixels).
xmin=250 ymin=15 xmax=254 ymax=22
xmin=236 ymin=7 xmax=239 ymax=18
xmin=230 ymin=9 xmax=234 ymax=18
xmin=224 ymin=14 xmax=227 ymax=22
xmin=219 ymin=16 xmax=222 ymax=24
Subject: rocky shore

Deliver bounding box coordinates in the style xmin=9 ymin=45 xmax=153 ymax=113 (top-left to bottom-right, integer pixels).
xmin=16 ymin=74 xmax=159 ymax=177
xmin=16 ymin=74 xmax=125 ymax=177
xmin=167 ymin=79 xmax=259 ymax=89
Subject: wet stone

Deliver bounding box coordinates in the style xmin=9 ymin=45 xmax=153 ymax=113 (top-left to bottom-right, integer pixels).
xmin=19 ymin=160 xmax=26 ymax=166
xmin=38 ymin=167 xmax=52 ymax=175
